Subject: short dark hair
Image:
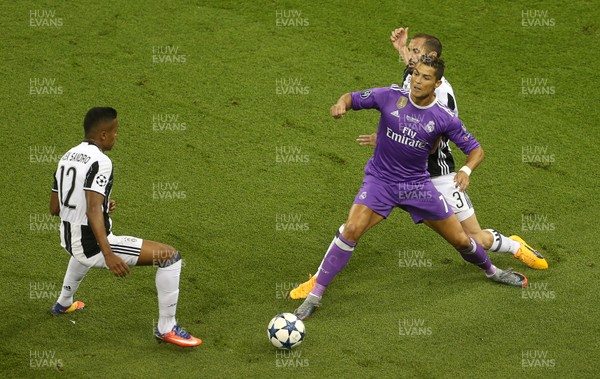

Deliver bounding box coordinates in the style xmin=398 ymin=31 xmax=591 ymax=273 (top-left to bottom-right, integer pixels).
xmin=413 ymin=33 xmax=442 ymax=58
xmin=83 ymin=107 xmax=117 ymax=134
xmin=419 ymin=55 xmax=445 ymax=81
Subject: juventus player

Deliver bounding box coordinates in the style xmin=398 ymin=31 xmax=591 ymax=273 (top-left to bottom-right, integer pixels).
xmin=289 ymin=31 xmax=547 ymax=300
xmin=294 ymin=57 xmax=528 ymax=320
xmin=49 ymin=107 xmax=201 ymax=347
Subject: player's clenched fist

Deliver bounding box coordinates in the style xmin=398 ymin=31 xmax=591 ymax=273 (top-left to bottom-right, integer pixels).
xmin=330 ymin=102 xmax=347 ymax=118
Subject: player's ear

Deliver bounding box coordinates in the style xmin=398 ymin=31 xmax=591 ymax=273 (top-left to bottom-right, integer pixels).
xmin=428 ymin=51 xmax=438 ymax=58
xmin=435 ymin=79 xmax=442 ymax=89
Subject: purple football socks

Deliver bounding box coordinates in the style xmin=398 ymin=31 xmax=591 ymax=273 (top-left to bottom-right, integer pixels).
xmin=311 ymin=234 xmax=356 ymax=297
xmin=458 ymin=238 xmax=496 ymax=276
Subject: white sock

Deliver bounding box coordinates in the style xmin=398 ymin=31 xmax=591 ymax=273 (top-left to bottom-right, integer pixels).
xmin=315 ymin=224 xmax=345 ymax=276
xmin=57 ymin=257 xmax=90 ymax=307
xmin=156 ymin=259 xmax=181 ymax=334
xmin=485 ymin=229 xmax=520 ymax=254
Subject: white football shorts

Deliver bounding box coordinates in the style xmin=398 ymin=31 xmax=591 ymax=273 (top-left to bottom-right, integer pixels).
xmin=430 ymin=173 xmax=475 ymax=222
xmin=71 ymin=233 xmax=143 ymax=268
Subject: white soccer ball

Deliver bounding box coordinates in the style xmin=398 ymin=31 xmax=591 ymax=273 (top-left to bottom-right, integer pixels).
xmin=267 ymin=313 xmax=305 ymax=349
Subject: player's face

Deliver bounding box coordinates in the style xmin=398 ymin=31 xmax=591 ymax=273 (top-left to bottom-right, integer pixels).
xmin=407 ymin=38 xmax=426 ymax=72
xmin=410 ymin=63 xmax=440 ymax=99
xmin=102 ymin=119 xmax=119 ymax=151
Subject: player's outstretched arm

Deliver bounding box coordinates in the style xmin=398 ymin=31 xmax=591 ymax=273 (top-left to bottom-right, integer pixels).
xmin=330 ymin=93 xmax=352 ymax=119
xmin=391 ymin=27 xmax=409 ymax=65
xmin=86 ymin=191 xmax=130 ymax=277
xmin=49 ymin=191 xmax=59 ymax=216
xmin=455 ymin=146 xmax=484 ymax=192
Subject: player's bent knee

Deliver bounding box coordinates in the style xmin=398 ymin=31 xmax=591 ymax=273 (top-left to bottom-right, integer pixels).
xmin=467 ymin=232 xmax=483 ymax=246
xmin=158 ymin=251 xmax=181 ymax=267
xmin=453 ymin=234 xmax=472 ymax=250
xmin=341 ymin=222 xmax=364 ymax=242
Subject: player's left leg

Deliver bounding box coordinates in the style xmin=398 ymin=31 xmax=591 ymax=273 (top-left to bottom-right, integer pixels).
xmin=460 ymin=214 xmax=547 ymax=269
xmin=424 ymin=216 xmax=528 ymax=287
xmin=434 ymin=173 xmax=547 ymax=269
xmin=117 ymin=237 xmax=201 ymax=347
xmin=294 ymin=204 xmax=384 ymax=320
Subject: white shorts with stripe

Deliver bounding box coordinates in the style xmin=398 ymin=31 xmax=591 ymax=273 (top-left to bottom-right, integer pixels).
xmin=430 ymin=173 xmax=475 ymax=222
xmin=71 ymin=233 xmax=143 ymax=268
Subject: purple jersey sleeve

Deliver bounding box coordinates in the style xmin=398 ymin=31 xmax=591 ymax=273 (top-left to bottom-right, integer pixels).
xmin=350 ymin=87 xmax=390 ymax=111
xmin=445 ymin=117 xmax=480 ymax=155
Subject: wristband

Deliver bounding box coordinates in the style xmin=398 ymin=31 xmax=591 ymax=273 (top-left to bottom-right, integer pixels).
xmin=459 ymin=166 xmax=472 ymax=176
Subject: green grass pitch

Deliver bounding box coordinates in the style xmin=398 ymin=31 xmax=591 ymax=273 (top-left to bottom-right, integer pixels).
xmin=1 ymin=1 xmax=599 ymax=378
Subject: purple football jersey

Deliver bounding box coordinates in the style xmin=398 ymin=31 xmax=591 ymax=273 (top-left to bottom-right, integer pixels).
xmin=351 ymin=85 xmax=480 ymax=183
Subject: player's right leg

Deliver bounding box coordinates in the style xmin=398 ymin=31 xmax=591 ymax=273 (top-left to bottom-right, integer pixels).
xmin=311 ymin=203 xmax=384 ymax=297
xmin=289 ymin=224 xmax=344 ymax=300
xmin=51 ymin=256 xmax=89 ymax=315
xmin=294 ymin=204 xmax=385 ymax=320
xmin=291 ymin=174 xmax=395 ymax=301
xmin=132 ymin=238 xmax=201 ymax=347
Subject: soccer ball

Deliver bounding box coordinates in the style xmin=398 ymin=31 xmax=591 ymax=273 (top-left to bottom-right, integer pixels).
xmin=267 ymin=313 xmax=305 ymax=349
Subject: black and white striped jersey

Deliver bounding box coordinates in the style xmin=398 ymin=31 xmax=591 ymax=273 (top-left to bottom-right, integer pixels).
xmin=52 ymin=141 xmax=113 ymax=257
xmin=402 ymin=66 xmax=458 ymax=177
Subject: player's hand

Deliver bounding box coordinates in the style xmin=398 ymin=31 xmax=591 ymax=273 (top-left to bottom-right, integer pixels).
xmin=356 ymin=133 xmax=377 ymax=147
xmin=108 ymin=199 xmax=116 ymax=213
xmin=454 ymin=171 xmax=470 ymax=192
xmin=390 ymin=27 xmax=409 ymax=53
xmin=105 ymin=253 xmax=130 ymax=277
xmin=330 ymin=102 xmax=347 ymax=119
